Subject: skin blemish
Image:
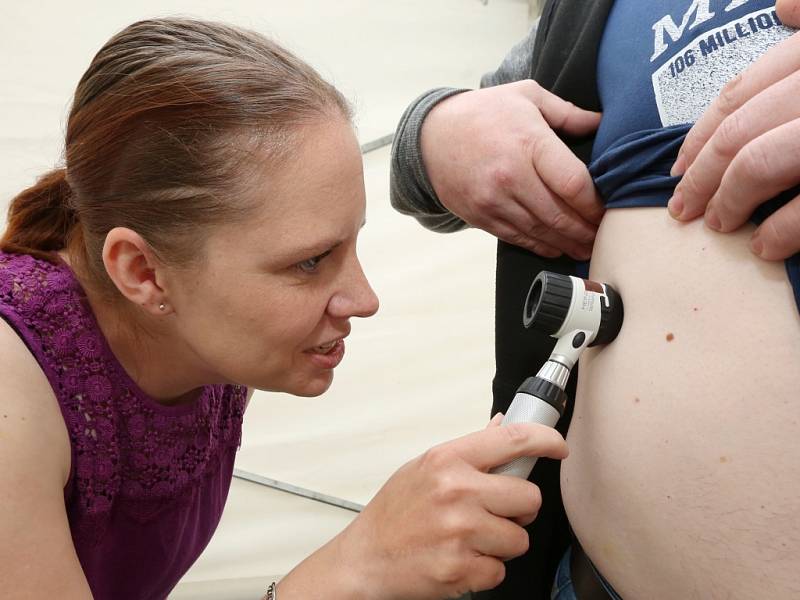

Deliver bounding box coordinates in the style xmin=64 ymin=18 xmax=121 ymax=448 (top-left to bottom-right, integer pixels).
xmin=666 ymin=332 xmax=675 ymax=342
xmin=720 ymin=456 xmax=728 ymax=463
xmin=634 ymin=397 xmax=641 ymax=404
xmin=693 ymin=307 xmax=699 ymax=312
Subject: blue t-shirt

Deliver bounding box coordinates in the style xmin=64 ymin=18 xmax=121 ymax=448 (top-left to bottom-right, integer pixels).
xmin=587 ymin=0 xmax=800 ymax=310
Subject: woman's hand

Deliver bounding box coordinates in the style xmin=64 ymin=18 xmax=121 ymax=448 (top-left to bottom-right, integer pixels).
xmin=668 ymin=1 xmax=800 ymax=260
xmin=335 ymin=418 xmax=569 ymax=600
xmin=421 ymin=80 xmax=604 ymax=259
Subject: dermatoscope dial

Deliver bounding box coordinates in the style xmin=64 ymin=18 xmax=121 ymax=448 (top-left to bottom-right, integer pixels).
xmin=523 ymin=271 xmax=573 ymax=334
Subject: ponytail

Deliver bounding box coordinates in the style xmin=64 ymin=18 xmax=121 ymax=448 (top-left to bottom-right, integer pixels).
xmin=4 ymin=18 xmax=352 ymax=291
xmin=1 ymin=168 xmax=78 ymax=263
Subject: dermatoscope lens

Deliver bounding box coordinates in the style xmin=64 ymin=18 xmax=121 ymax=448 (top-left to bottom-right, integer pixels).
xmin=523 ymin=271 xmax=573 ymax=333
xmin=524 ymin=278 xmax=543 ymax=325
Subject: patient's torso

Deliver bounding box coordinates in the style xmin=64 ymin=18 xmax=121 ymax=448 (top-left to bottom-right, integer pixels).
xmin=564 ymin=211 xmax=800 ymax=598
xmin=561 ymin=1 xmax=800 ymax=597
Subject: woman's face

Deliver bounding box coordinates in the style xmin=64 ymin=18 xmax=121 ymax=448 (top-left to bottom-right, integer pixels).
xmin=165 ymin=117 xmax=379 ymax=396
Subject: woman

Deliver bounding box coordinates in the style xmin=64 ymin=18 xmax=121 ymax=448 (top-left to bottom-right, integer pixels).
xmin=0 ymin=18 xmax=568 ymax=600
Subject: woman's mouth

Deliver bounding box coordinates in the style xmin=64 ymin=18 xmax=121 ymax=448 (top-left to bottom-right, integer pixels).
xmin=304 ymin=339 xmax=345 ymax=369
xmin=313 ymin=340 xmax=338 ymax=353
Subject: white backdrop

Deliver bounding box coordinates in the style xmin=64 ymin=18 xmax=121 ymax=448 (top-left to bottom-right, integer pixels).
xmin=0 ymin=2 xmax=531 ymax=597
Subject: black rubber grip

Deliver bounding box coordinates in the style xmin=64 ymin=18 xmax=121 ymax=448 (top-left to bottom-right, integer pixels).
xmin=523 ymin=271 xmax=573 ymax=335
xmin=516 ymin=376 xmax=567 ymax=416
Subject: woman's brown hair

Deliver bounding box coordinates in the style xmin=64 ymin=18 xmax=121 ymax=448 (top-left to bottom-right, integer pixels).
xmin=1 ymin=18 xmax=351 ymax=294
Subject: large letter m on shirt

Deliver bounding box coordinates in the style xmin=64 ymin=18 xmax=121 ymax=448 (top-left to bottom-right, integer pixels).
xmin=650 ymin=0 xmax=756 ymax=62
xmin=651 ymin=0 xmax=716 ymax=61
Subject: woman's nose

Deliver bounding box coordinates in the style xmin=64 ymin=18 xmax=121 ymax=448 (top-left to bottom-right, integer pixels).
xmin=328 ymin=258 xmax=379 ymax=319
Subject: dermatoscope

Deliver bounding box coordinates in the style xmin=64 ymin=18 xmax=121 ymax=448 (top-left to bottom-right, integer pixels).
xmin=491 ymin=271 xmax=624 ymax=479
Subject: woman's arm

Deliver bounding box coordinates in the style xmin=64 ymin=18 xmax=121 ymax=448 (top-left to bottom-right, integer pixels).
xmin=273 ymin=420 xmax=569 ymax=600
xmin=0 ymin=319 xmax=92 ymax=599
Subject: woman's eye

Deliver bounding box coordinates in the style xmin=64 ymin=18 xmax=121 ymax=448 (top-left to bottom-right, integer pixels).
xmin=296 ymin=250 xmax=332 ymax=274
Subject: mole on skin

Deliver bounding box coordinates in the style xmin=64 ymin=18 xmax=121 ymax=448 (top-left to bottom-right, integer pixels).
xmin=666 ymin=333 xmax=675 ymax=342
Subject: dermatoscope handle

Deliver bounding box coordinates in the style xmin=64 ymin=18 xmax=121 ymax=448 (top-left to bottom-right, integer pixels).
xmin=490 ymin=391 xmax=561 ymax=479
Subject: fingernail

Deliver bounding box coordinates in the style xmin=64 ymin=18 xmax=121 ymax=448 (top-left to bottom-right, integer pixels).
xmin=671 ymin=153 xmax=686 ymax=177
xmin=705 ymin=207 xmax=721 ymax=231
xmin=668 ymin=192 xmax=684 ymax=219
xmin=750 ymin=232 xmax=764 ymax=256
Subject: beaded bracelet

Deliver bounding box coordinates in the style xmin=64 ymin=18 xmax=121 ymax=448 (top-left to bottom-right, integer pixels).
xmin=262 ymin=581 xmax=277 ymax=600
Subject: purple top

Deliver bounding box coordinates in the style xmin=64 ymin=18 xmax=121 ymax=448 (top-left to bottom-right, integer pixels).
xmin=0 ymin=251 xmax=246 ymax=599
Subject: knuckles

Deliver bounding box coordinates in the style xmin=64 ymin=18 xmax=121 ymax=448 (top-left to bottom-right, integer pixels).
xmin=675 ymin=162 xmax=704 ymax=202
xmin=712 ymin=110 xmax=748 ymax=160
xmin=737 ymin=140 xmax=774 ymax=185
xmin=523 ymin=482 xmax=544 ymax=516
xmin=418 ymin=446 xmax=474 ymax=505
xmin=717 ymin=72 xmax=745 ymax=118
xmin=497 ymin=421 xmax=532 ymax=448
xmin=547 ymin=209 xmax=571 ymax=234
xmin=488 ymin=561 xmax=507 ymax=588
xmin=516 ymin=79 xmax=542 ymax=99
xmin=439 ymin=511 xmax=478 ymax=544
xmin=419 ymin=444 xmax=457 ymax=472
xmin=488 ymin=164 xmax=516 ymax=193
xmin=430 ymin=471 xmax=472 ymax=507
xmin=433 ymin=555 xmax=505 ymax=594
xmin=558 ymin=166 xmax=589 ymax=202
xmin=776 ymin=0 xmax=800 ymax=27
xmin=510 ymin=527 xmax=531 ymax=558
xmin=432 ymin=550 xmax=471 ymax=587
xmin=762 ymin=205 xmax=800 ymax=253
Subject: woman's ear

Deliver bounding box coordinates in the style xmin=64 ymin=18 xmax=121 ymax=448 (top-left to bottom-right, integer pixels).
xmin=102 ymin=227 xmax=169 ymax=315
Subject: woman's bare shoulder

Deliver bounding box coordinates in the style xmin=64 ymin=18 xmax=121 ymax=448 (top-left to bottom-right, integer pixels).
xmin=0 ymin=319 xmax=92 ymax=597
xmin=0 ymin=317 xmax=71 ymax=484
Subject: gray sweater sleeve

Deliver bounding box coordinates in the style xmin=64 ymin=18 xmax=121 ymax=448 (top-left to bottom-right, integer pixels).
xmin=389 ymin=20 xmax=540 ymax=233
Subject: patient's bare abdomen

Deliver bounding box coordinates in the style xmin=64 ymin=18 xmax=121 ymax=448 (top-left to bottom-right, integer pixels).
xmin=562 ymin=208 xmax=800 ymax=599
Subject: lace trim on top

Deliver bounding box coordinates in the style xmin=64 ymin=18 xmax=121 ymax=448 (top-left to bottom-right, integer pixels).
xmin=0 ymin=252 xmax=246 ymax=540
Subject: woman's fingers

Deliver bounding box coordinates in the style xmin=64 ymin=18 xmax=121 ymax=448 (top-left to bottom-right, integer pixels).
xmin=485 ymin=413 xmax=504 ymax=428
xmin=441 ymin=422 xmax=568 ymax=474
xmin=478 ymin=474 xmax=543 ymax=521
xmin=467 ymin=512 xmax=531 ymax=560
xmin=463 ymin=555 xmax=506 ymax=594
